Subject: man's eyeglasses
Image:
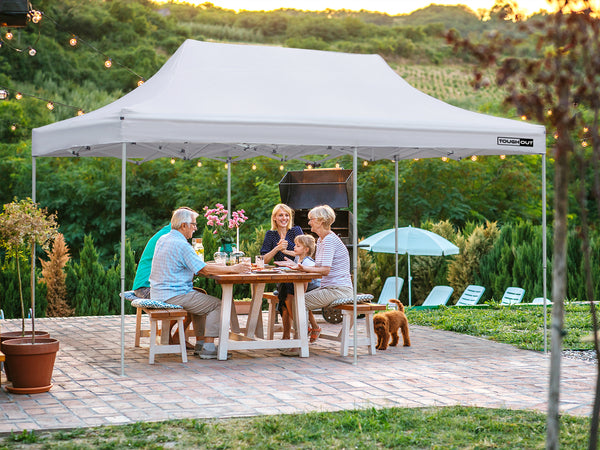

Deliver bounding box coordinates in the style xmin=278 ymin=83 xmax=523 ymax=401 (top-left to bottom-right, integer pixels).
xmin=186 ymin=222 xmax=198 ymax=229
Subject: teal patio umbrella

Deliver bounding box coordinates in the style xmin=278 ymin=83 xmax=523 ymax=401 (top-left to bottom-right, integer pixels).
xmin=360 ymin=226 xmax=459 ymax=306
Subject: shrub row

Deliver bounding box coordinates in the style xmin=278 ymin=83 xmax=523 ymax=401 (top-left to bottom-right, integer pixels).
xmin=1 ymin=220 xmax=598 ymax=318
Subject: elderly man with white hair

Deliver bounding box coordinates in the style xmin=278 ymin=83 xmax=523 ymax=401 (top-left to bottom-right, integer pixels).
xmin=150 ymin=207 xmax=251 ymax=359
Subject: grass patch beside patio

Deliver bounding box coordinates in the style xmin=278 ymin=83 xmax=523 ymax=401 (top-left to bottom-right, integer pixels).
xmin=406 ymin=302 xmax=597 ymax=351
xmin=2 ymin=406 xmax=589 ymax=449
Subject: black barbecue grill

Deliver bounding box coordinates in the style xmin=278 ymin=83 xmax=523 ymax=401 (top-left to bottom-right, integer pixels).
xmin=279 ymin=168 xmax=354 ymax=323
xmin=279 ymin=168 xmax=353 ymax=245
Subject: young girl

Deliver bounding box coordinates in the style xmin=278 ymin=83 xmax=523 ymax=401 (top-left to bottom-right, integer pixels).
xmin=280 ymin=234 xmax=321 ymax=344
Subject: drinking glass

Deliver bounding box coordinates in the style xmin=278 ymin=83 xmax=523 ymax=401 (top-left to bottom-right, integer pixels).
xmin=213 ymin=252 xmax=227 ymax=265
xmin=255 ymin=255 xmax=264 ymax=268
xmin=241 ymin=257 xmax=252 ymax=265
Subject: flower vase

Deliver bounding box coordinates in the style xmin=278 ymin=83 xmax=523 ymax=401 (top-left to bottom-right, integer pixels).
xmin=220 ymin=242 xmax=234 ymax=255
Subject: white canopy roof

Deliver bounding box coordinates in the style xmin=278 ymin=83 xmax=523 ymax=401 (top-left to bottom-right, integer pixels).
xmin=32 ymin=39 xmax=545 ymax=162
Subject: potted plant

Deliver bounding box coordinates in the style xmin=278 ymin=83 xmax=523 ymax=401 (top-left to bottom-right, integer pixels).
xmin=0 ymin=198 xmax=59 ymax=394
xmin=234 ymin=298 xmax=253 ymax=315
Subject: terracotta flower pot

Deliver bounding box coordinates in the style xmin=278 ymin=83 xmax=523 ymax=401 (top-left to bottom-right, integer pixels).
xmin=2 ymin=337 xmax=59 ymax=394
xmin=234 ymin=301 xmax=252 ymax=315
xmin=1 ymin=331 xmax=50 ymax=381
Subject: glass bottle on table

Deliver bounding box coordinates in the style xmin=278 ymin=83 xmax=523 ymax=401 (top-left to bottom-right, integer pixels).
xmin=192 ymin=238 xmax=204 ymax=262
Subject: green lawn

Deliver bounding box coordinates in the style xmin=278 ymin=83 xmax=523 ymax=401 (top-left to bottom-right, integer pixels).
xmin=405 ymin=302 xmax=597 ymax=352
xmin=2 ymin=406 xmax=590 ymax=449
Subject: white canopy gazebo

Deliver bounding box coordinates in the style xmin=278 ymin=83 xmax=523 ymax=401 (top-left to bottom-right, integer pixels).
xmin=32 ymin=40 xmax=547 ymax=371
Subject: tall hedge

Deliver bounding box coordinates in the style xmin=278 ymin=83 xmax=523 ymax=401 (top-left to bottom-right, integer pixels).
xmin=475 ymin=221 xmax=551 ymax=302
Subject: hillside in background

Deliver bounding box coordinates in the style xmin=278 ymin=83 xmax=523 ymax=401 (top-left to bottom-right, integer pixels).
xmin=0 ymin=0 xmax=566 ymax=262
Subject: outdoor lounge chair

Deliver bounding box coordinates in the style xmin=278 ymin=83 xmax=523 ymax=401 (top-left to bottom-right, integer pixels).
xmin=377 ymin=276 xmax=404 ymax=305
xmin=455 ymin=285 xmax=486 ymax=306
xmin=500 ymin=287 xmax=525 ymax=305
xmin=531 ymin=297 xmax=552 ymax=305
xmin=419 ymin=285 xmax=454 ymax=307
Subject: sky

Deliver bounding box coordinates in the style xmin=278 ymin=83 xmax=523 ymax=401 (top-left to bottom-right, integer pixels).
xmin=187 ymin=1 xmax=555 ymax=16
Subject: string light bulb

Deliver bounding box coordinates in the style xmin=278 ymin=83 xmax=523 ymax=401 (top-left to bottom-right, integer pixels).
xmin=137 ymin=79 xmax=144 ymax=87
xmin=362 ymin=160 xmax=368 ymax=166
xmin=77 ymin=109 xmax=84 ymax=116
xmin=46 ymin=102 xmax=54 ymax=110
xmin=279 ymin=164 xmax=284 ymax=171
xmin=224 ymin=163 xmax=228 ymax=169
xmin=104 ymin=59 xmax=112 ymax=68
xmin=5 ymin=31 xmax=13 ymax=40
xmin=553 ymin=132 xmax=559 ymax=139
xmin=471 ymin=155 xmax=478 ymax=161
xmin=335 ymin=163 xmax=340 ymax=169
xmin=69 ymin=37 xmax=77 ymax=47
xmin=413 ymin=158 xmax=419 ymax=161
xmin=197 ymin=161 xmax=202 ymax=167
xmin=251 ymin=163 xmax=257 ymax=170
xmin=30 ymin=10 xmax=42 ymax=23
xmin=521 ymin=115 xmax=527 ymax=121
xmin=170 ymin=158 xmax=175 ymax=164
xmin=441 ymin=156 xmax=448 ymax=162
xmin=15 ymin=92 xmax=22 ymax=100
xmin=10 ymin=124 xmax=16 ymax=131
xmin=582 ymin=141 xmax=588 ymax=147
xmin=583 ymin=127 xmax=589 ymax=133
xmin=307 ymin=164 xmax=313 ymax=170
xmin=500 ymin=155 xmax=506 ymax=160
xmin=28 ymin=47 xmax=36 ymax=56
xmin=0 ymin=90 xmax=8 ymax=100
xmin=547 ymin=109 xmax=553 ymax=116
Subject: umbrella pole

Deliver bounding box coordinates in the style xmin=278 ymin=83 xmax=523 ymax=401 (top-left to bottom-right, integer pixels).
xmin=408 ymin=254 xmax=412 ymax=307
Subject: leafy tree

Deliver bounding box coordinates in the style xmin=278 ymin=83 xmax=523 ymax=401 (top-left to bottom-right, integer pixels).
xmin=447 ymin=2 xmax=600 ymax=443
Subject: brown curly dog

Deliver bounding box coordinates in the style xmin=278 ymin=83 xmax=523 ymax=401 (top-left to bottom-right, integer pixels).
xmin=373 ymin=299 xmax=411 ymax=350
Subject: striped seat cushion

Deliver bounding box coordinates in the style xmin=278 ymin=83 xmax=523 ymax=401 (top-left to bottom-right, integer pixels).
xmin=120 ymin=291 xmax=183 ymax=310
xmin=330 ymin=294 xmax=374 ymax=307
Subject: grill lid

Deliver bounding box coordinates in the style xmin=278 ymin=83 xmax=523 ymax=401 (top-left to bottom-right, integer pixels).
xmin=278 ymin=169 xmax=352 ymax=210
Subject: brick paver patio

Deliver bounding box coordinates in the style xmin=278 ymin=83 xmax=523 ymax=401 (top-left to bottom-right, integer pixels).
xmin=0 ymin=313 xmax=595 ymax=434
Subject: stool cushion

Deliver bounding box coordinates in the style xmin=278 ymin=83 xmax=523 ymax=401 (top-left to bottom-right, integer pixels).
xmin=120 ymin=290 xmax=138 ymax=302
xmin=131 ymin=298 xmax=184 ymax=310
xmin=330 ymin=293 xmax=374 ymax=307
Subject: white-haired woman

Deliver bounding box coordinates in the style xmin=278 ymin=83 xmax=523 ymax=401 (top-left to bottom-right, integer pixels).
xmin=281 ymin=205 xmax=353 ymax=355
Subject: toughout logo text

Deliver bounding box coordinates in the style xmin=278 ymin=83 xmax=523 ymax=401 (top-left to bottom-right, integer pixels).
xmin=497 ymin=137 xmax=534 ymax=147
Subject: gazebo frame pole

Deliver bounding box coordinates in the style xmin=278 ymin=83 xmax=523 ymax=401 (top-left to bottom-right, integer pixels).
xmin=32 ymin=156 xmax=36 ymax=322
xmin=227 ymin=157 xmax=232 ymax=221
xmin=352 ymin=148 xmax=358 ymax=365
xmin=120 ymin=143 xmax=126 ymax=376
xmin=394 ymin=157 xmax=399 ymax=305
xmin=542 ymin=153 xmax=548 ymax=353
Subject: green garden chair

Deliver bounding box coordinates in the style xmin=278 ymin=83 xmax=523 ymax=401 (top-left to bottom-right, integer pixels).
xmin=500 ymin=287 xmax=525 ymax=305
xmin=455 ymin=285 xmax=486 ymax=306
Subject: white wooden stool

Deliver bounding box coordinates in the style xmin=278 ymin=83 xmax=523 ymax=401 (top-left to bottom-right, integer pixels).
xmin=264 ymin=292 xmax=281 ymax=339
xmin=143 ymin=308 xmax=188 ymax=364
xmin=320 ymin=303 xmax=385 ymax=356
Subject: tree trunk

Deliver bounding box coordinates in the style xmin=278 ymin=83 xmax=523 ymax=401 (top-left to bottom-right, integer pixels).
xmin=547 ymin=133 xmax=570 ymax=449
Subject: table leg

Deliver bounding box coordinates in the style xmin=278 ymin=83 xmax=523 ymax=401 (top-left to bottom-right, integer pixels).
xmin=246 ymin=283 xmax=265 ymax=339
xmin=293 ymin=281 xmax=309 ymax=357
xmin=218 ymin=284 xmax=233 ymax=361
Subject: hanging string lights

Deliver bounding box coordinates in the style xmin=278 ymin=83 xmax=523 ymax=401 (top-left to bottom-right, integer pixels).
xmin=0 ymin=3 xmax=147 ymax=118
xmin=0 ymin=85 xmax=85 ymax=116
